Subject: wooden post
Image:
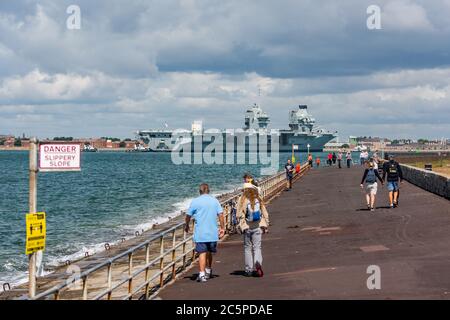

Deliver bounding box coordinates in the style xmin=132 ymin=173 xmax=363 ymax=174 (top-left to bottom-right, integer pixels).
xmin=28 ymin=137 xmax=38 ymax=298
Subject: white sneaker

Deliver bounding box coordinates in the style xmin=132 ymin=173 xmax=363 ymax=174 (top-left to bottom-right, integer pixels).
xmin=205 ymin=269 xmax=212 ymax=279
xmin=197 ymin=274 xmax=207 ymax=283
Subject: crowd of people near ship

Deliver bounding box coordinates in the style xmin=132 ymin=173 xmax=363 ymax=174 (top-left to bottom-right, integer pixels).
xmin=184 ymin=149 xmax=404 ymax=284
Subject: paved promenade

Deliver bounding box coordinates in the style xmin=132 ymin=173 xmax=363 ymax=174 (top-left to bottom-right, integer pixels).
xmin=159 ymin=165 xmax=450 ymax=299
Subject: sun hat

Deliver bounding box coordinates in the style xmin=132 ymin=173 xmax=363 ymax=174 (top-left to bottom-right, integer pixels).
xmin=243 ymin=182 xmax=258 ymax=190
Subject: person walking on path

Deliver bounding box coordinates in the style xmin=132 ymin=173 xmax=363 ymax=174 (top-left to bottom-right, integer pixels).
xmin=316 ymin=157 xmax=321 ymax=168
xmin=382 ymin=155 xmax=404 ymax=209
xmin=337 ymin=151 xmax=343 ymax=169
xmin=360 ymin=161 xmax=384 ymax=212
xmin=372 ymin=150 xmax=379 ymax=163
xmin=185 ymin=183 xmax=225 ymax=282
xmin=359 ymin=151 xmax=366 ymax=165
xmin=346 ymin=151 xmax=352 ymax=168
xmin=295 ymin=162 xmax=301 ymax=174
xmin=332 ymin=152 xmax=337 ymax=165
xmin=285 ymin=159 xmax=294 ymax=190
xmin=369 ymin=156 xmax=378 ymax=170
xmin=308 ymin=154 xmax=313 ymax=167
xmin=327 ymin=153 xmax=333 ymax=166
xmin=236 ymin=183 xmax=270 ymax=277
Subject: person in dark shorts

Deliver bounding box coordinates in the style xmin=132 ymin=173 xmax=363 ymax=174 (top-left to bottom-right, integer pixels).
xmin=382 ymin=155 xmax=403 ymax=209
xmin=185 ymin=183 xmax=225 ymax=282
xmin=285 ymin=159 xmax=294 ymax=190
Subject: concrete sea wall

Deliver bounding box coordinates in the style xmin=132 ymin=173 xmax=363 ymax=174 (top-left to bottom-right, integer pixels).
xmin=400 ymin=164 xmax=450 ymax=200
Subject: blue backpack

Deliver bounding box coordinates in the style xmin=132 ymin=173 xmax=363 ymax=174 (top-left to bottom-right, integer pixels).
xmin=365 ymin=169 xmax=376 ymax=184
xmin=246 ymin=200 xmax=261 ymax=222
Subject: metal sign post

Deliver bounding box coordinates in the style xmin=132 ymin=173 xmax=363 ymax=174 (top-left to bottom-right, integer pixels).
xmin=26 ymin=141 xmax=81 ymax=298
xmin=28 ymin=137 xmax=38 ymax=298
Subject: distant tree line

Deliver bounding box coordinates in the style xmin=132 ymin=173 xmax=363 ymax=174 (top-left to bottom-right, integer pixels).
xmin=53 ymin=137 xmax=74 ymax=141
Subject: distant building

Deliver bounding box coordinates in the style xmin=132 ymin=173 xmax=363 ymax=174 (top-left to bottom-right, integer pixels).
xmin=21 ymin=139 xmax=30 ymax=148
xmin=348 ymin=136 xmax=358 ymax=146
xmin=324 ymin=142 xmax=348 ymax=151
xmin=125 ymin=141 xmax=139 ymax=149
xmin=4 ymin=136 xmax=15 ymax=148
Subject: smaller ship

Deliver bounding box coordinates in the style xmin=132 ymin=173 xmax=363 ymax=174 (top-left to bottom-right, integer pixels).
xmin=82 ymin=144 xmax=98 ymax=152
xmin=126 ymin=143 xmax=151 ymax=152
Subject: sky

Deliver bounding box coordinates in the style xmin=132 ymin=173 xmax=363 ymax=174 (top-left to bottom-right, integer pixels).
xmin=0 ymin=0 xmax=450 ymax=140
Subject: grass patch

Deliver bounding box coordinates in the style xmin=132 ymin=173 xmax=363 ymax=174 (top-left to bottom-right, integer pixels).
xmin=404 ymin=159 xmax=450 ymax=177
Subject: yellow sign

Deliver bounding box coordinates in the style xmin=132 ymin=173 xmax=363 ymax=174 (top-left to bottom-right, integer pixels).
xmin=26 ymin=212 xmax=46 ymax=255
xmin=292 ymin=155 xmax=296 ymax=163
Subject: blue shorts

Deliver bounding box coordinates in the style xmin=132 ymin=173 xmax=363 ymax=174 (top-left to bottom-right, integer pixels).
xmin=195 ymin=242 xmax=217 ymax=253
xmin=387 ymin=181 xmax=399 ymax=192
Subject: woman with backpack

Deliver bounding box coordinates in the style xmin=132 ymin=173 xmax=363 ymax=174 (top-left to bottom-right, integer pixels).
xmin=236 ymin=183 xmax=270 ymax=277
xmin=360 ymin=161 xmax=384 ymax=212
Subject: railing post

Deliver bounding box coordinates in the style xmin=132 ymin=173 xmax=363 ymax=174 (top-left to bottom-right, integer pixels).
xmin=107 ymin=263 xmax=112 ymax=300
xmin=171 ymin=230 xmax=177 ymax=280
xmin=82 ymin=276 xmax=88 ymax=300
xmin=128 ymin=252 xmax=133 ymax=299
xmin=224 ymin=205 xmax=230 ymax=231
xmin=159 ymin=235 xmax=165 ymax=288
xmin=182 ymin=228 xmax=187 ymax=269
xmin=144 ymin=244 xmax=150 ymax=300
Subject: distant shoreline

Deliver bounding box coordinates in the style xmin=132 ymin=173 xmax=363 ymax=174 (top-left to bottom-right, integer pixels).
xmin=3 ymin=147 xmax=450 ymax=154
xmin=0 ymin=147 xmax=130 ymax=152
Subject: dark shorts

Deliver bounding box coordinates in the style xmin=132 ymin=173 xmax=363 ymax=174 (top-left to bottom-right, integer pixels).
xmin=195 ymin=242 xmax=217 ymax=253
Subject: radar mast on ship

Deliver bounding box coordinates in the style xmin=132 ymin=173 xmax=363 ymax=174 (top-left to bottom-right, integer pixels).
xmin=243 ymin=103 xmax=270 ymax=131
xmin=289 ymin=105 xmax=316 ymax=133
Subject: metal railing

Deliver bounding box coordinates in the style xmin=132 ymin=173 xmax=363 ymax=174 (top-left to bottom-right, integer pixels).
xmin=30 ymin=163 xmax=310 ymax=300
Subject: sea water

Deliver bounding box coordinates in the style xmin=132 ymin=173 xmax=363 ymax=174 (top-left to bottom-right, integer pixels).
xmin=0 ymin=150 xmax=359 ymax=288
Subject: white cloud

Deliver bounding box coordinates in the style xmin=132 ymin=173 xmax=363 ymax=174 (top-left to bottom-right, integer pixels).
xmin=1 ymin=66 xmax=449 ymax=139
xmin=0 ymin=69 xmax=93 ymax=101
xmin=383 ymin=0 xmax=435 ymax=31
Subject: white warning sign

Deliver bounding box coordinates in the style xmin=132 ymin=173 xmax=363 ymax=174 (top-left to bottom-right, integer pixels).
xmin=39 ymin=143 xmax=81 ymax=172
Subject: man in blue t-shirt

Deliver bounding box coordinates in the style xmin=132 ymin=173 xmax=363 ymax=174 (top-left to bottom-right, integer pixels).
xmin=185 ymin=183 xmax=225 ymax=282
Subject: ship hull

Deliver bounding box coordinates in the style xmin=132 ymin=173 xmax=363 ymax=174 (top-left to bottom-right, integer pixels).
xmin=142 ymin=132 xmax=335 ymax=153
